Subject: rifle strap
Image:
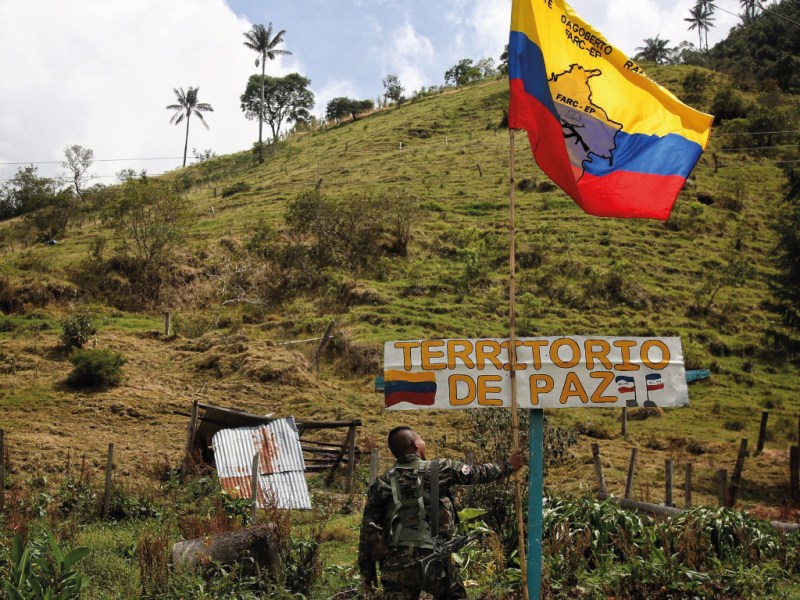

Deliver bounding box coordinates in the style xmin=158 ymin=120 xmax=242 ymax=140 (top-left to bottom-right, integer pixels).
xmin=430 ymin=459 xmax=439 ymax=540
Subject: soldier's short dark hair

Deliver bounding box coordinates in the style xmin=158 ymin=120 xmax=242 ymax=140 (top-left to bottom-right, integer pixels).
xmin=388 ymin=426 xmax=414 ymax=458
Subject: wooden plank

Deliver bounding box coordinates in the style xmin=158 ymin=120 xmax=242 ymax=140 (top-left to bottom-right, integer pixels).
xmin=325 ymin=429 xmax=352 ymax=485
xmin=103 ymin=443 xmax=114 ymax=518
xmin=665 ymin=460 xmax=673 ymax=507
xmin=597 ymin=492 xmax=800 ymax=532
xmin=625 ymin=448 xmax=638 ymax=500
xmin=182 ymin=400 xmax=200 ymax=477
xmin=251 ymin=452 xmax=259 ymax=522
xmin=591 ymin=443 xmax=608 ymax=495
xmin=346 ymin=425 xmax=357 ymax=493
xmin=727 ymin=439 xmax=748 ymax=508
xmin=621 ymin=408 xmax=627 ymax=436
xmin=685 ymin=463 xmax=693 ymax=508
xmin=756 ymin=411 xmax=769 ymax=455
xmin=716 ymin=469 xmax=728 ymax=507
xmin=527 ymin=409 xmax=544 ymax=600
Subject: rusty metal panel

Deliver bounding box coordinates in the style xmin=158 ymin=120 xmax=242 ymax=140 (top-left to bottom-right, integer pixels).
xmin=213 ymin=417 xmax=310 ymax=510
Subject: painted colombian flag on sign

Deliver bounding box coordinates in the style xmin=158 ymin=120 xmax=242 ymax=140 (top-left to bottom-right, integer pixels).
xmin=384 ymin=370 xmax=437 ymax=408
xmin=508 ymin=0 xmax=714 ymax=220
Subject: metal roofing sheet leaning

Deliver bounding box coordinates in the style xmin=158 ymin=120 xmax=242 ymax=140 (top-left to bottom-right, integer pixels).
xmin=212 ymin=417 xmax=311 ymax=510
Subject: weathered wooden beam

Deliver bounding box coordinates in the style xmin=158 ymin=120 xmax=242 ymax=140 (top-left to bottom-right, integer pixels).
xmin=756 ymin=411 xmax=769 ymax=455
xmin=597 ymin=492 xmax=800 ymax=532
xmin=625 ymin=447 xmax=637 ymax=500
xmin=728 ymin=439 xmax=748 ymax=508
xmin=591 ymin=443 xmax=607 ymax=495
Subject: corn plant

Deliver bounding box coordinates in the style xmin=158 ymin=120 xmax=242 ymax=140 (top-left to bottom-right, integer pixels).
xmin=4 ymin=533 xmax=89 ymax=600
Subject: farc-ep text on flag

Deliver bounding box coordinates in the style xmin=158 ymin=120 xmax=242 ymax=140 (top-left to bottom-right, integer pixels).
xmin=508 ymin=0 xmax=714 ymax=220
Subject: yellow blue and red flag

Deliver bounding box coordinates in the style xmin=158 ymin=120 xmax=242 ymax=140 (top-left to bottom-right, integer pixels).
xmin=509 ymin=0 xmax=714 ymax=220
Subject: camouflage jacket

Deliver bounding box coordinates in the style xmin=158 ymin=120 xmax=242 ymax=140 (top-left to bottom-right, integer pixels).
xmin=357 ymin=454 xmax=513 ymax=580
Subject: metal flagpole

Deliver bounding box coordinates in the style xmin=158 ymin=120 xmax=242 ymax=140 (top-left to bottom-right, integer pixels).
xmin=508 ymin=128 xmax=529 ymax=599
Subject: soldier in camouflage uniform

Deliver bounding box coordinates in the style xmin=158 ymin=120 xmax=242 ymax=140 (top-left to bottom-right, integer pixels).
xmin=358 ymin=426 xmax=523 ymax=599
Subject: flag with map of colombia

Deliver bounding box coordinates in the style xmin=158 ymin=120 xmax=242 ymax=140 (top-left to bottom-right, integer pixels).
xmin=508 ymin=0 xmax=713 ymax=220
xmin=384 ymin=370 xmax=437 ymax=408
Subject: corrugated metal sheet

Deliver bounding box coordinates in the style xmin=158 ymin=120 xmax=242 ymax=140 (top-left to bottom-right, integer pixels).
xmin=212 ymin=417 xmax=311 ymax=510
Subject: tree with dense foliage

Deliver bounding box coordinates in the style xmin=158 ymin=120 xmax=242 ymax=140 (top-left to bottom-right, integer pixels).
xmin=101 ymin=175 xmax=193 ymax=277
xmin=166 ymin=87 xmax=213 ymax=168
xmin=242 ymin=23 xmax=291 ymax=147
xmin=240 ymin=73 xmax=314 ymax=143
xmin=61 ymin=145 xmax=94 ymax=198
xmin=0 ymin=166 xmax=56 ymax=219
xmin=444 ymin=58 xmax=482 ymax=86
xmin=325 ymin=97 xmax=374 ymax=122
xmin=771 ymin=166 xmax=800 ymax=360
xmin=709 ymin=0 xmax=800 ymax=92
xmin=382 ymin=74 xmax=404 ymax=105
xmin=475 ymin=58 xmax=497 ymax=79
xmin=499 ymin=44 xmax=509 ymax=76
xmin=739 ymin=0 xmax=760 ymax=25
xmin=634 ymin=36 xmax=674 ymax=64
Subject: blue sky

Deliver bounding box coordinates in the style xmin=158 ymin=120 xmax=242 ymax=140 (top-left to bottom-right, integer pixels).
xmin=0 ymin=0 xmax=740 ymax=183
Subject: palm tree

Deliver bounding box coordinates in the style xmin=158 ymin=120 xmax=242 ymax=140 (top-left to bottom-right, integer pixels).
xmin=697 ymin=1 xmax=716 ymax=50
xmin=739 ymin=0 xmax=759 ymax=25
xmin=167 ymin=87 xmax=213 ymax=168
xmin=242 ymin=23 xmax=292 ymax=147
xmin=686 ymin=2 xmax=716 ymax=51
xmin=634 ymin=36 xmax=673 ymax=64
xmin=685 ymin=4 xmax=706 ymax=50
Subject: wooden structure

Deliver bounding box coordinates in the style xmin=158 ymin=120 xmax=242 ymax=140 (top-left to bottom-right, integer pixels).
xmin=180 ymin=402 xmax=362 ymax=490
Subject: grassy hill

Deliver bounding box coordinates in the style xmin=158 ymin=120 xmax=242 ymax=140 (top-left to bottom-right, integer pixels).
xmin=1 ymin=67 xmax=799 ymax=596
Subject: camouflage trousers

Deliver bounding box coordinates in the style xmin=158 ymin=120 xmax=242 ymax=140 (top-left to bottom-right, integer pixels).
xmin=379 ymin=548 xmax=466 ymax=600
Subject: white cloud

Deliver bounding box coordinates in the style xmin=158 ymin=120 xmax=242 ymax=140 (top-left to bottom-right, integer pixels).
xmin=378 ymin=22 xmax=435 ymax=94
xmin=0 ymin=0 xmax=293 ymax=182
xmin=313 ymin=79 xmax=362 ymax=118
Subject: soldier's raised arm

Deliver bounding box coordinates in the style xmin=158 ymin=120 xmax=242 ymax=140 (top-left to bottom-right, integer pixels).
xmin=443 ymin=449 xmax=523 ymax=486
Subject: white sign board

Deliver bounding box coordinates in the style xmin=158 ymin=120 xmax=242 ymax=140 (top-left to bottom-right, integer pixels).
xmin=383 ymin=337 xmax=688 ymax=410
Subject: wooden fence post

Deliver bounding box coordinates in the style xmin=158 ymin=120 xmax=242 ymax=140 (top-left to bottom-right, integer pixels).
xmin=103 ymin=443 xmax=114 ymax=518
xmin=251 ymin=452 xmax=260 ymax=524
xmin=164 ymin=312 xmax=172 ymax=336
xmin=625 ymin=448 xmax=638 ymax=499
xmin=312 ymin=320 xmax=336 ymax=373
xmin=369 ymin=449 xmax=379 ymax=484
xmin=685 ymin=463 xmax=693 ymax=508
xmin=346 ymin=425 xmax=357 ymax=493
xmin=727 ymin=439 xmax=748 ymax=508
xmin=790 ymin=446 xmax=800 ymax=503
xmin=0 ymin=429 xmax=5 ymax=513
xmin=591 ymin=443 xmax=607 ymax=495
xmin=716 ymin=469 xmax=728 ymax=507
xmin=665 ymin=460 xmax=674 ymax=507
xmin=621 ymin=408 xmax=628 ymax=436
xmin=182 ymin=400 xmax=199 ymax=477
xmin=756 ymin=411 xmax=769 ymax=455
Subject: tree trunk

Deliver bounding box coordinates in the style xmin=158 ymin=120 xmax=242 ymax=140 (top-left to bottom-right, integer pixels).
xmin=172 ymin=524 xmax=282 ymax=580
xmin=183 ymin=114 xmax=190 ymax=168
xmin=259 ymin=56 xmax=265 ymax=146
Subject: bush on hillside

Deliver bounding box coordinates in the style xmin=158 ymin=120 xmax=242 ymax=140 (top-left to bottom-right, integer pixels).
xmin=66 ymin=349 xmax=125 ymax=388
xmin=221 ymin=181 xmax=251 ymax=198
xmin=710 ymin=86 xmax=750 ymax=123
xmin=60 ymin=308 xmax=96 ymax=350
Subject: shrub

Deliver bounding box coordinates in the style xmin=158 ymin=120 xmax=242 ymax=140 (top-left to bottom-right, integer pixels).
xmin=66 ymin=349 xmax=126 ymax=388
xmin=60 ymin=308 xmax=96 ymax=350
xmin=221 ymin=181 xmax=251 ymax=198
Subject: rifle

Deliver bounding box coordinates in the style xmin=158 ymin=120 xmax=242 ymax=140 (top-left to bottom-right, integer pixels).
xmin=418 ymin=532 xmax=481 ymax=577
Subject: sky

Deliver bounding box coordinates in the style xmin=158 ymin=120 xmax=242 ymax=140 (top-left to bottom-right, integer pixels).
xmin=0 ymin=0 xmax=741 ymax=185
